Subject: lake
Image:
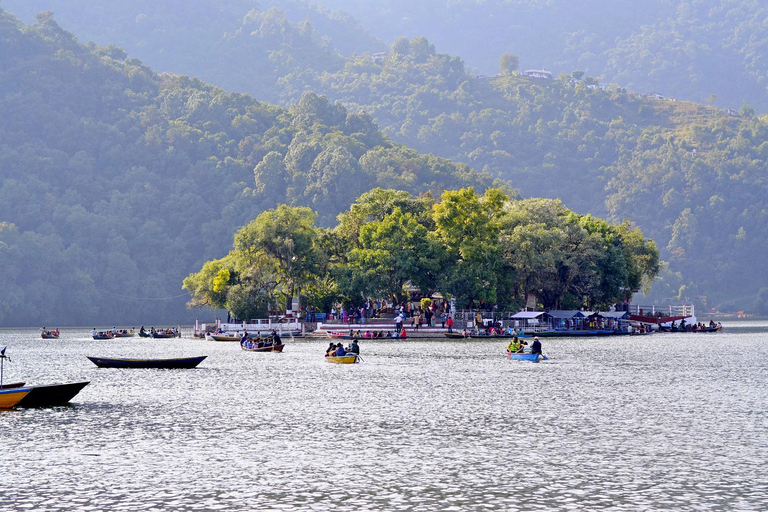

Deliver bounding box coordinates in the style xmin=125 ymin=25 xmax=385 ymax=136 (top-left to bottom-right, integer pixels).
xmin=2 ymin=322 xmax=766 ymax=510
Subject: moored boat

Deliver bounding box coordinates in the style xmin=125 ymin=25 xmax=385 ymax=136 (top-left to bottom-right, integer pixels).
xmin=86 ymin=355 xmax=206 ymax=369
xmin=241 ymin=343 xmax=285 ymax=352
xmin=16 ymin=381 xmax=90 ymax=407
xmin=325 ymin=354 xmax=359 ymax=364
xmin=444 ymin=332 xmax=519 ymax=339
xmin=0 ymin=387 xmax=32 ymax=408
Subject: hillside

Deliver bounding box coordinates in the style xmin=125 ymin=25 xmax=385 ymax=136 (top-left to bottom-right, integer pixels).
xmin=0 ymin=10 xmax=496 ymax=325
xmin=317 ymin=0 xmax=768 ymax=113
xmin=3 ymin=3 xmax=768 ymax=311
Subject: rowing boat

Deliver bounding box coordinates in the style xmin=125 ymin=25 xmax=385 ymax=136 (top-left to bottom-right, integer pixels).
xmin=444 ymin=332 xmax=519 ymax=339
xmin=241 ymin=343 xmax=285 ymax=352
xmin=0 ymin=387 xmax=31 ymax=408
xmin=209 ymin=334 xmax=240 ymax=342
xmin=87 ymin=356 xmax=206 ymax=369
xmin=41 ymin=332 xmax=59 ymax=339
xmin=15 ymin=381 xmax=90 ymax=407
xmin=325 ymin=354 xmax=359 ymax=364
xmin=507 ymin=352 xmax=547 ymax=362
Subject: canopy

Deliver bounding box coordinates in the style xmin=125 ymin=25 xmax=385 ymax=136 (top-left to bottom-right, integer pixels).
xmin=596 ymin=311 xmax=630 ymax=319
xmin=546 ymin=310 xmax=588 ymax=319
xmin=511 ymin=311 xmax=545 ymax=319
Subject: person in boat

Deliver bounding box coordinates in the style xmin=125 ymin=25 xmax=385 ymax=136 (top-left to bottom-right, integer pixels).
xmin=347 ymin=338 xmax=360 ymax=355
xmin=461 ymin=328 xmax=468 ymax=339
xmin=521 ymin=340 xmax=531 ymax=354
xmin=240 ymin=333 xmax=248 ymax=346
xmin=334 ymin=343 xmax=346 ymax=357
xmin=272 ymin=330 xmax=281 ymax=346
xmin=446 ymin=316 xmax=454 ymax=333
xmin=531 ymin=337 xmax=542 ymax=355
xmin=506 ymin=337 xmax=520 ymax=353
xmin=91 ymin=328 xmax=98 ymax=336
xmin=326 ymin=342 xmax=336 ymax=356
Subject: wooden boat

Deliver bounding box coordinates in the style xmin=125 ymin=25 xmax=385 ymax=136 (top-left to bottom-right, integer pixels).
xmin=444 ymin=332 xmax=518 ymax=339
xmin=658 ymin=326 xmax=722 ymax=333
xmin=138 ymin=331 xmax=151 ymax=338
xmin=325 ymin=354 xmax=359 ymax=364
xmin=151 ymin=331 xmax=177 ymax=339
xmin=507 ymin=352 xmax=547 ymax=362
xmin=0 ymin=387 xmax=31 ymax=408
xmin=41 ymin=332 xmax=59 ymax=339
xmin=87 ymin=355 xmax=206 ymax=369
xmin=210 ymin=334 xmax=240 ymax=342
xmin=326 ymin=330 xmax=406 ymax=340
xmin=113 ymin=332 xmax=135 ymax=338
xmin=16 ymin=381 xmax=90 ymax=407
xmin=241 ymin=343 xmax=285 ymax=352
xmin=0 ymin=382 xmax=25 ymax=389
xmin=92 ymin=333 xmax=113 ymax=340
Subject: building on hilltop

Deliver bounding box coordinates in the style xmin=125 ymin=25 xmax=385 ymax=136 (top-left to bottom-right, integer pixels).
xmin=524 ymin=69 xmax=553 ymax=79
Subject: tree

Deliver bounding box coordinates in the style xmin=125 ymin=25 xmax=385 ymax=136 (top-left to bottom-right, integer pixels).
xmin=391 ymin=36 xmax=411 ymax=56
xmin=499 ymin=53 xmax=519 ymax=76
xmin=339 ymin=207 xmax=445 ymax=304
xmin=233 ymin=205 xmax=325 ymax=309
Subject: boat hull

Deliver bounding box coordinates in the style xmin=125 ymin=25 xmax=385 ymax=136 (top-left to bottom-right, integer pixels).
xmin=507 ymin=352 xmax=545 ymax=362
xmin=113 ymin=333 xmax=135 ymax=338
xmin=16 ymin=381 xmax=90 ymax=407
xmin=138 ymin=332 xmax=151 ymax=338
xmin=0 ymin=382 xmax=25 ymax=389
xmin=92 ymin=334 xmax=113 ymax=340
xmin=241 ymin=344 xmax=285 ymax=352
xmin=41 ymin=334 xmax=59 ymax=339
xmin=325 ymin=354 xmax=359 ymax=364
xmin=210 ymin=335 xmax=240 ymax=342
xmin=0 ymin=388 xmax=31 ymax=408
xmin=151 ymin=332 xmax=177 ymax=338
xmin=444 ymin=333 xmax=519 ymax=339
xmin=87 ymin=356 xmax=206 ymax=369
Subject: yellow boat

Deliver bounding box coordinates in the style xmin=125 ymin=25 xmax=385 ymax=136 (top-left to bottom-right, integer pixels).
xmin=0 ymin=388 xmax=31 ymax=409
xmin=325 ymin=354 xmax=359 ymax=364
xmin=209 ymin=334 xmax=241 ymax=342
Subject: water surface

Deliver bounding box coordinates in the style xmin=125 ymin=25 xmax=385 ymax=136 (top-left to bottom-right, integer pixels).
xmin=2 ymin=324 xmax=766 ymax=510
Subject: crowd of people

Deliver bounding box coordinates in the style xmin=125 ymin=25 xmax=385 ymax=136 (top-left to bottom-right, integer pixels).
xmin=240 ymin=330 xmax=282 ymax=349
xmin=325 ymin=339 xmax=360 ymax=357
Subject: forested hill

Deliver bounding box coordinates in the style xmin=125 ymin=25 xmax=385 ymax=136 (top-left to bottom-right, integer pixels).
xmin=0 ymin=10 xmax=497 ymax=326
xmin=317 ymin=0 xmax=768 ymax=113
xmin=3 ymin=0 xmax=386 ymax=105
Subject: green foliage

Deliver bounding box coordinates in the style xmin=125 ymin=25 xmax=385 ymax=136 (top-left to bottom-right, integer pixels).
xmin=188 ymin=188 xmax=658 ymax=312
xmin=0 ymin=11 xmax=492 ymax=325
xmin=499 ymin=53 xmax=519 ymax=75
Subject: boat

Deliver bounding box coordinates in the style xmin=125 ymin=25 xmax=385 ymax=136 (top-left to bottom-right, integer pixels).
xmin=113 ymin=331 xmax=135 ymax=338
xmin=41 ymin=331 xmax=60 ymax=339
xmin=444 ymin=332 xmax=519 ymax=339
xmin=0 ymin=382 xmax=25 ymax=389
xmin=241 ymin=343 xmax=285 ymax=353
xmin=209 ymin=334 xmax=240 ymax=342
xmin=658 ymin=325 xmax=722 ymax=333
xmin=0 ymin=387 xmax=32 ymax=408
xmin=325 ymin=354 xmax=359 ymax=364
xmin=325 ymin=330 xmax=406 ymax=340
xmin=138 ymin=330 xmax=151 ymax=338
xmin=151 ymin=331 xmax=178 ymax=339
xmin=507 ymin=352 xmax=547 ymax=362
xmin=92 ymin=332 xmax=113 ymax=340
xmin=15 ymin=381 xmax=90 ymax=407
xmin=86 ymin=355 xmax=206 ymax=369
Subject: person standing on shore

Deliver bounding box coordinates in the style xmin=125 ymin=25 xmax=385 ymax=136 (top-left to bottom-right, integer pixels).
xmin=446 ymin=316 xmax=454 ymax=333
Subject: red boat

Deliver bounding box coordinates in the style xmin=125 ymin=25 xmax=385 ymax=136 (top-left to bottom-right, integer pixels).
xmin=241 ymin=343 xmax=285 ymax=352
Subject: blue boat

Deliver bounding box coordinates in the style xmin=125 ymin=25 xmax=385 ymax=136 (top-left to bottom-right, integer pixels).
xmin=507 ymin=352 xmax=547 ymax=362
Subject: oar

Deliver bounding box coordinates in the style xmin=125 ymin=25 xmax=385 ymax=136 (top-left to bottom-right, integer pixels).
xmin=355 ymin=354 xmax=364 ymax=363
